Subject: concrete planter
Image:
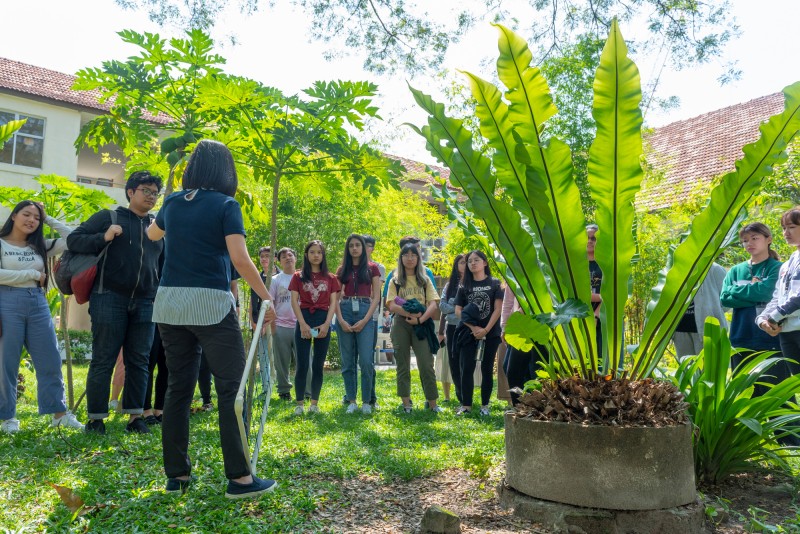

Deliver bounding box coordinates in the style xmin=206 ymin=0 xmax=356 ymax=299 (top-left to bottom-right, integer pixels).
xmin=504 ymin=413 xmax=696 ymax=511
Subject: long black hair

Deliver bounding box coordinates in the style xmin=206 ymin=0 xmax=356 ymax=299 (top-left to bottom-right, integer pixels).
xmin=338 ymin=233 xmax=371 ymax=286
xmin=182 ymin=139 xmax=238 ymax=197
xmin=445 ymin=253 xmax=465 ymax=300
xmin=396 ymin=243 xmax=426 ymax=288
xmin=300 ymin=240 xmax=328 ymax=283
xmin=0 ymin=200 xmax=50 ymax=282
xmin=463 ymin=249 xmax=491 ymax=288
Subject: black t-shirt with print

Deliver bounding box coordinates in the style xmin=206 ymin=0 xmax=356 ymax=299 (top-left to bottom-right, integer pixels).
xmin=589 ymin=260 xmax=603 ymax=311
xmin=455 ymin=276 xmax=503 ymax=338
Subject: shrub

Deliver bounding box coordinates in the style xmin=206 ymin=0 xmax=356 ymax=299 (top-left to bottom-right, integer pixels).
xmin=56 ymin=329 xmax=94 ymax=362
xmin=672 ymin=318 xmax=800 ymax=484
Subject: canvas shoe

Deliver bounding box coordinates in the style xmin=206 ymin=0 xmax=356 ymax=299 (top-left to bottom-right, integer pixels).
xmin=225 ymin=475 xmax=277 ymax=499
xmin=361 ymin=404 xmax=372 ymax=415
xmin=52 ymin=412 xmax=83 ymax=429
xmin=126 ymin=417 xmax=151 ymax=434
xmin=455 ymin=406 xmax=470 ymax=416
xmin=402 ymin=404 xmax=413 ymax=414
xmin=346 ymin=403 xmax=358 ymax=414
xmin=85 ymin=419 xmax=106 ymax=435
xmin=1 ymin=418 xmax=20 ymax=433
xmin=430 ymin=405 xmax=444 ymax=414
xmin=293 ymin=405 xmax=304 ymax=416
xmin=479 ymin=406 xmax=490 ymax=417
xmin=165 ymin=476 xmax=193 ymax=495
xmin=308 ymin=405 xmax=320 ymax=414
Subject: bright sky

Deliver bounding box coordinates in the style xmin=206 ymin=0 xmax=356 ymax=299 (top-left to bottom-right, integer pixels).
xmin=2 ymin=0 xmax=799 ymax=165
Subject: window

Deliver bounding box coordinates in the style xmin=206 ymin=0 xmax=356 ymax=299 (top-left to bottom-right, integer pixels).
xmin=0 ymin=111 xmax=45 ymax=168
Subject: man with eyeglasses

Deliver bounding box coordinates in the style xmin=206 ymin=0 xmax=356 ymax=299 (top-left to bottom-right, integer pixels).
xmin=67 ymin=171 xmax=164 ymax=435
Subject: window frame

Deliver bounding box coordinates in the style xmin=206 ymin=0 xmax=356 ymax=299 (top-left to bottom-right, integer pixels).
xmin=0 ymin=110 xmax=46 ymax=168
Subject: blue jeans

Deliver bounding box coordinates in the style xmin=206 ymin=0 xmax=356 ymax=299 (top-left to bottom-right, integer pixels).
xmin=86 ymin=290 xmax=155 ymax=419
xmin=0 ymin=286 xmax=67 ymax=419
xmin=337 ymin=298 xmax=375 ymax=404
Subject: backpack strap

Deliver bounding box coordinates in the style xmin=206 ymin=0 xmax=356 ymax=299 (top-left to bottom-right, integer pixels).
xmin=96 ymin=209 xmax=117 ymax=294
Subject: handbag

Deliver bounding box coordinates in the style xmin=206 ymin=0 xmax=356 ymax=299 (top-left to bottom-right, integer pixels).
xmin=54 ymin=210 xmax=117 ymax=304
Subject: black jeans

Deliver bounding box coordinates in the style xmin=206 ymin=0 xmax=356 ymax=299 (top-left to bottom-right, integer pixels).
xmin=198 ymin=350 xmax=212 ymax=405
xmin=457 ymin=335 xmax=502 ymax=407
xmin=294 ymin=309 xmax=331 ymax=402
xmin=505 ymin=343 xmax=547 ymax=405
xmin=144 ymin=326 xmax=169 ymax=411
xmin=777 ymin=330 xmax=800 ymax=446
xmin=445 ymin=324 xmax=462 ymax=405
xmin=159 ymin=309 xmax=250 ymax=480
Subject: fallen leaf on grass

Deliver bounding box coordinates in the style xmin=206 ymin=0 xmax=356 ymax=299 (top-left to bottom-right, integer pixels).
xmin=49 ymin=482 xmax=84 ymax=514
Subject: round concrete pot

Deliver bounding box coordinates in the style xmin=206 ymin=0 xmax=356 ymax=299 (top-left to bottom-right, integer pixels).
xmin=504 ymin=412 xmax=696 ymax=511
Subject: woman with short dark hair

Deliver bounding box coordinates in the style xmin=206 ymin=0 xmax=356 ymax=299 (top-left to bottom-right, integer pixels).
xmin=147 ymin=139 xmax=277 ymax=499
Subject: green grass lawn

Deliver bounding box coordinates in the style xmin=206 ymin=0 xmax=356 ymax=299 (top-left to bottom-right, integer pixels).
xmin=1 ymin=362 xmax=506 ymax=532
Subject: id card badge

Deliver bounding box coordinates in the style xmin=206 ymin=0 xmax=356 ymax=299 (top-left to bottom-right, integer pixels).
xmin=351 ymin=299 xmax=360 ymax=313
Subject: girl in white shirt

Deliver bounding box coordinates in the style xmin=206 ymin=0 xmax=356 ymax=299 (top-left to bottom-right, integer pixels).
xmin=0 ymin=200 xmax=82 ymax=433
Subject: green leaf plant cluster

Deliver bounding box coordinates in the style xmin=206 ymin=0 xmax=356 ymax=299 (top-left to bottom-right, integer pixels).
xmin=672 ymin=319 xmax=800 ymax=484
xmin=73 ymin=28 xmax=402 ymax=278
xmin=410 ymin=21 xmax=800 ymax=381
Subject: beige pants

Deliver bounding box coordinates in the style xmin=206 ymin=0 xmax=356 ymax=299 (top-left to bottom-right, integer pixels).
xmin=390 ymin=315 xmax=439 ymax=400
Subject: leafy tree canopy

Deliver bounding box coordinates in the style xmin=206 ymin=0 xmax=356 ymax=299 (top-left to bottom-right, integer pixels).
xmin=113 ymin=0 xmax=737 ymax=78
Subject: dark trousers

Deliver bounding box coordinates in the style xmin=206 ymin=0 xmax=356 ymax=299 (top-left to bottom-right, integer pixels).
xmin=505 ymin=343 xmax=547 ymax=405
xmin=777 ymin=331 xmax=800 ymax=446
xmin=198 ymin=350 xmax=212 ymax=405
xmin=458 ymin=335 xmax=502 ymax=407
xmin=445 ymin=324 xmax=462 ymax=404
xmin=159 ymin=309 xmax=250 ymax=480
xmin=144 ymin=327 xmax=169 ymax=411
xmin=294 ymin=309 xmax=331 ymax=402
xmin=86 ymin=290 xmax=155 ymax=419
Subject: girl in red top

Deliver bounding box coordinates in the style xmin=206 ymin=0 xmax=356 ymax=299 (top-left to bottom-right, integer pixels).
xmin=289 ymin=240 xmax=340 ymax=415
xmin=335 ymin=234 xmax=382 ymax=414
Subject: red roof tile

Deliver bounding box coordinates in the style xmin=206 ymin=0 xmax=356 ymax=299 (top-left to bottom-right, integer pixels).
xmin=639 ymin=93 xmax=786 ymax=211
xmin=385 ymin=153 xmax=451 ymax=184
xmin=0 ymin=57 xmax=169 ymax=124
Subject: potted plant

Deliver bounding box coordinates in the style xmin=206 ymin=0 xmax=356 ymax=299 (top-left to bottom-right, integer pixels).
xmin=408 ymin=20 xmax=800 ymax=512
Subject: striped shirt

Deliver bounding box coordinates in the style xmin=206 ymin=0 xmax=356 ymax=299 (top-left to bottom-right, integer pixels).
xmin=152 ymin=286 xmax=235 ymax=325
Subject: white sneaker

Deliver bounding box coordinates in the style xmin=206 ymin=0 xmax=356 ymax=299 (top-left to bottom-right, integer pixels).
xmin=479 ymin=406 xmax=490 ymax=416
xmin=346 ymin=403 xmax=358 ymax=414
xmin=1 ymin=418 xmax=20 ymax=433
xmin=308 ymin=405 xmax=320 ymax=414
xmin=52 ymin=412 xmax=83 ymax=429
xmin=361 ymin=404 xmax=372 ymax=414
xmin=294 ymin=405 xmax=304 ymax=416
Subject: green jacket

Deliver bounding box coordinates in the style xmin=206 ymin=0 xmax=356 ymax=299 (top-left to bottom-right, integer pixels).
xmin=720 ymin=258 xmax=782 ymax=308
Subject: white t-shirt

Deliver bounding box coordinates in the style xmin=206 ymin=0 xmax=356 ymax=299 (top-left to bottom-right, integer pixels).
xmin=270 ymin=271 xmax=296 ymax=329
xmin=0 ymin=217 xmax=71 ymax=288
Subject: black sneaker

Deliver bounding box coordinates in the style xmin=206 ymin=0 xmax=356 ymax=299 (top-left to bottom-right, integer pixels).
xmin=144 ymin=415 xmax=160 ymax=426
xmin=85 ymin=419 xmax=106 ymax=435
xmin=225 ymin=475 xmax=277 ymax=499
xmin=278 ymin=393 xmax=292 ymax=401
xmin=126 ymin=417 xmax=151 ymax=434
xmin=165 ymin=476 xmax=193 ymax=494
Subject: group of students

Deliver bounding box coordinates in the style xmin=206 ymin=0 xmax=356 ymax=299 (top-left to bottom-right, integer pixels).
xmin=3 ymin=133 xmax=799 ymax=497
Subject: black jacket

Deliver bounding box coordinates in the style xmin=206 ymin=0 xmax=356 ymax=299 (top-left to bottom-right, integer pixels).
xmin=67 ymin=207 xmax=163 ymax=299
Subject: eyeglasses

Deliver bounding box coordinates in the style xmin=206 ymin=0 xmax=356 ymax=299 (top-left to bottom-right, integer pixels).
xmin=137 ymin=188 xmax=161 ymax=199
xmin=402 ymin=252 xmax=418 ymax=258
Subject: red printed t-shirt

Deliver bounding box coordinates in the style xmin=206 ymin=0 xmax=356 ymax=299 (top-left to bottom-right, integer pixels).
xmin=288 ymin=271 xmax=341 ymax=312
xmin=337 ymin=262 xmax=381 ymax=297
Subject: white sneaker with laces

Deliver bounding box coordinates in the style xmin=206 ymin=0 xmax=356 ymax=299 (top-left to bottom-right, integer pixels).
xmin=308 ymin=405 xmax=320 ymax=414
xmin=52 ymin=412 xmax=83 ymax=429
xmin=361 ymin=404 xmax=372 ymax=414
xmin=294 ymin=405 xmax=304 ymax=415
xmin=1 ymin=418 xmax=20 ymax=433
xmin=479 ymin=406 xmax=490 ymax=416
xmin=346 ymin=403 xmax=358 ymax=414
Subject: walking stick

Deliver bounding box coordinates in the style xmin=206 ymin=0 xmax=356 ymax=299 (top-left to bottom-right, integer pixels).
xmin=234 ymin=300 xmax=270 ymax=475
xmin=250 ymin=329 xmax=273 ymax=474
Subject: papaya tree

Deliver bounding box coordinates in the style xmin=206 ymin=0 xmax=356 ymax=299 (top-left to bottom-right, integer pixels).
xmin=73 ymin=29 xmax=226 ymax=195
xmin=411 ymin=21 xmax=800 ymax=380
